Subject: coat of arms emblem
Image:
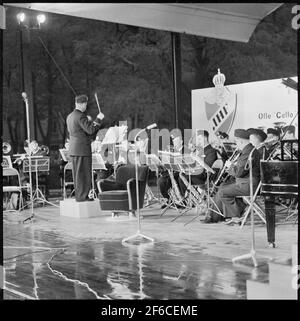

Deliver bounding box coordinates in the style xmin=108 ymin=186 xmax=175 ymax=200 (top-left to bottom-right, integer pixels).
xmin=205 ymin=69 xmax=237 ymax=134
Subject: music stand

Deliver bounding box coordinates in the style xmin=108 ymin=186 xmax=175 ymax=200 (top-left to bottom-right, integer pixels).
xmin=89 ymin=153 xmax=107 ymax=199
xmin=122 ymin=135 xmax=154 ymax=244
xmin=158 ymin=152 xmax=187 ymax=217
xmin=102 ymin=125 xmax=127 ymax=177
xmin=182 ymin=155 xmax=221 ymax=226
xmin=170 ymin=154 xmax=200 ymax=221
xmin=144 ymin=154 xmax=162 ymax=206
xmin=232 ymin=149 xmax=258 ymax=267
xmin=23 ymin=156 xmax=59 ymax=208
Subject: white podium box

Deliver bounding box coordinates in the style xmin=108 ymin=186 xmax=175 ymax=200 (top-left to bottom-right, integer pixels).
xmin=60 ymin=199 xmax=101 ymax=218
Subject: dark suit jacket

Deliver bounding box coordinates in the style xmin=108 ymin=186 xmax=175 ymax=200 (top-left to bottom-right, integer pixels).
xmin=66 ymin=109 xmax=101 ymax=156
xmin=195 ymin=144 xmax=218 ymax=181
xmin=203 ymin=144 xmax=218 ymax=168
xmin=231 ymin=143 xmax=261 ymax=181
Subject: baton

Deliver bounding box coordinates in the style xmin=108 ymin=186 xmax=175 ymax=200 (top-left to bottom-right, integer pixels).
xmin=94 ymin=92 xmax=101 ymax=113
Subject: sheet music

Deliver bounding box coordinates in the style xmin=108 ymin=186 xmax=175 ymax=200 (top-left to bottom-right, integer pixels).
xmin=146 ymin=154 xmax=162 ymax=165
xmin=102 ymin=125 xmax=128 ymax=144
xmin=92 ymin=153 xmax=107 ymax=170
xmin=59 ymin=149 xmax=71 ymax=162
xmin=2 ymin=156 xmax=13 ymax=168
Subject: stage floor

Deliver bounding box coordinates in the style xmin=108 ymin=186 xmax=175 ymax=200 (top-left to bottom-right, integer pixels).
xmin=3 ymin=200 xmax=297 ymax=300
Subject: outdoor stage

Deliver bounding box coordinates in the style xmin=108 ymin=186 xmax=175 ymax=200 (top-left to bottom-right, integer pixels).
xmin=3 ymin=201 xmax=297 ymax=300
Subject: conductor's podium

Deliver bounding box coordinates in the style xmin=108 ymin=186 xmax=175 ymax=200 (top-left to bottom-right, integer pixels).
xmin=60 ymin=198 xmax=101 ymax=218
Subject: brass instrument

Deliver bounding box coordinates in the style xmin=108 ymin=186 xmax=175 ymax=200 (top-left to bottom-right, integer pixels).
xmin=3 ymin=142 xmax=11 ymax=154
xmin=39 ymin=145 xmax=49 ymax=155
xmin=168 ymin=168 xmax=184 ymax=204
xmin=211 ymin=147 xmax=240 ymax=192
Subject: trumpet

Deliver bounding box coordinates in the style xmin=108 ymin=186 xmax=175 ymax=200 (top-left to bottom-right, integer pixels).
xmin=3 ymin=142 xmax=11 ymax=154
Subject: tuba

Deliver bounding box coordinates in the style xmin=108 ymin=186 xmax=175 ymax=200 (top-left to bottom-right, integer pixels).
xmin=3 ymin=142 xmax=11 ymax=154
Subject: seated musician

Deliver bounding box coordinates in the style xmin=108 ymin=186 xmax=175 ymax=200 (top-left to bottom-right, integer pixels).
xmin=157 ymin=134 xmax=184 ymax=208
xmin=27 ymin=140 xmax=48 ymax=156
xmin=266 ymin=128 xmax=281 ymax=158
xmin=178 ymin=130 xmax=217 ymax=197
xmin=247 ymin=128 xmax=268 ymax=159
xmin=205 ymin=129 xmax=261 ymax=224
xmin=282 ymin=125 xmax=295 ymax=140
xmin=214 ymin=131 xmax=230 ymax=163
xmin=281 ymin=125 xmax=298 ymax=160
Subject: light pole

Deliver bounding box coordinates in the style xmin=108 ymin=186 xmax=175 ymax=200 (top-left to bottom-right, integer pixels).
xmin=16 ymin=12 xmax=46 ymax=220
xmin=17 ymin=12 xmax=46 ymax=143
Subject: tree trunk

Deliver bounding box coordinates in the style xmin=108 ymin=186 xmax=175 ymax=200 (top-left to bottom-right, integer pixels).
xmin=45 ymin=41 xmax=54 ymax=148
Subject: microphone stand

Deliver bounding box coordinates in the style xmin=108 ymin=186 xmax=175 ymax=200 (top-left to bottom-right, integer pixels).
xmin=232 ymin=111 xmax=298 ymax=266
xmin=122 ymin=126 xmax=155 ymax=244
xmin=232 ymin=147 xmax=258 ymax=267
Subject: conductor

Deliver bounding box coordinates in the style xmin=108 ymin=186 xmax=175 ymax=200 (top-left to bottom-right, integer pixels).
xmin=67 ymin=94 xmax=105 ymax=202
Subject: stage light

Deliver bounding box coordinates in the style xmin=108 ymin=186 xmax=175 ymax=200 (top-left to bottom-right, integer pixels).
xmin=37 ymin=14 xmax=46 ymax=24
xmin=17 ymin=12 xmax=26 ymax=23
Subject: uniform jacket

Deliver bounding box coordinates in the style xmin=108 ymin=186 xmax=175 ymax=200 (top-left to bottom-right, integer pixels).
xmin=67 ymin=109 xmax=101 ymax=156
xmin=193 ymin=144 xmax=218 ymax=180
xmin=231 ymin=143 xmax=261 ymax=181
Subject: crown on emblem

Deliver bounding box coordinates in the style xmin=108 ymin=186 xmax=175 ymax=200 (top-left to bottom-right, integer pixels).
xmin=213 ymin=68 xmax=226 ymax=87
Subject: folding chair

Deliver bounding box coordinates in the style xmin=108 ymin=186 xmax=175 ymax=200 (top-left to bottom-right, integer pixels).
xmin=63 ymin=162 xmax=74 ymax=198
xmin=184 ymin=158 xmax=224 ymax=226
xmin=239 ymin=181 xmax=266 ymax=228
xmin=3 ymin=167 xmax=26 ymax=212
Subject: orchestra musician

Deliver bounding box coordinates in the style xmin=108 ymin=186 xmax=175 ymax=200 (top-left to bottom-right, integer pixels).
xmin=206 ymin=129 xmax=261 ymax=224
xmin=178 ymin=130 xmax=218 ymax=197
xmin=265 ymin=128 xmax=281 ymax=157
xmin=66 ymin=94 xmax=105 ymax=202
xmin=282 ymin=125 xmax=295 ymax=140
xmin=247 ymin=128 xmax=268 ymax=159
xmin=213 ymin=131 xmax=230 ymax=162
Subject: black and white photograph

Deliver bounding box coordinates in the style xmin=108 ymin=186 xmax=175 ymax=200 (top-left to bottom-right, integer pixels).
xmin=1 ymin=2 xmax=298 ymax=311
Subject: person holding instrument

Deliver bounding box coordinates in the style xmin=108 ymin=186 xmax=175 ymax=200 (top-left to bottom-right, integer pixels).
xmin=67 ymin=94 xmax=105 ymax=202
xmin=247 ymin=128 xmax=268 ymax=159
xmin=206 ymin=129 xmax=261 ymax=224
xmin=178 ymin=130 xmax=217 ymax=197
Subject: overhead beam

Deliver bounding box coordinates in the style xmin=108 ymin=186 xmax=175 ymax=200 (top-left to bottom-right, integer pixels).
xmin=4 ymin=3 xmax=283 ymax=42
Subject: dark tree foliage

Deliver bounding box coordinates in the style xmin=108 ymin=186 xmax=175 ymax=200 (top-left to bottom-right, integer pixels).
xmin=3 ymin=3 xmax=297 ymax=149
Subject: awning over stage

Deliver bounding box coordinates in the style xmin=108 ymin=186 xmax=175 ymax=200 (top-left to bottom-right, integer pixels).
xmin=4 ymin=3 xmax=282 ymax=42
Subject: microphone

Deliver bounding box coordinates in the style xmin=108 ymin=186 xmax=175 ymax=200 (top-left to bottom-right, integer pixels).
xmin=146 ymin=123 xmax=157 ymax=130
xmin=22 ymin=92 xmax=27 ymax=99
xmin=134 ymin=123 xmax=157 ymax=142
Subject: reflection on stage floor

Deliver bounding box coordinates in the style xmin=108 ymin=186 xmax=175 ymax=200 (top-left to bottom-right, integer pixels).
xmin=3 ymin=203 xmax=297 ymax=300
